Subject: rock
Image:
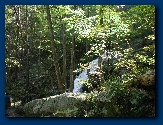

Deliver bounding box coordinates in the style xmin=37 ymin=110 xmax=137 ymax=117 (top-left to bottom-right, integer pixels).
xmin=23 ymin=93 xmax=88 ymax=117
xmin=22 ymin=91 xmax=114 ymax=117
xmin=140 ymin=69 xmax=155 ymax=86
xmin=125 ymin=69 xmax=155 ymax=87
xmin=22 ymin=81 xmax=155 ymax=117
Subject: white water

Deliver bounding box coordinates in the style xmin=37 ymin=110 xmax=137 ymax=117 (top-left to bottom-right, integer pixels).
xmin=73 ymin=51 xmax=108 ymax=93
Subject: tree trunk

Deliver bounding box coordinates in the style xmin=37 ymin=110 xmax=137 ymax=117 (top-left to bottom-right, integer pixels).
xmin=62 ymin=18 xmax=67 ymax=89
xmin=46 ymin=5 xmax=65 ymax=93
xmin=86 ymin=6 xmax=90 ymax=75
xmin=70 ymin=5 xmax=77 ymax=92
xmin=70 ymin=32 xmax=75 ymax=92
xmin=99 ymin=5 xmax=104 ymax=27
xmin=86 ymin=38 xmax=90 ymax=75
xmin=98 ymin=6 xmax=105 ymax=83
xmin=15 ymin=5 xmax=21 ymax=82
xmin=98 ymin=5 xmax=104 ymax=70
xmin=25 ymin=5 xmax=30 ymax=90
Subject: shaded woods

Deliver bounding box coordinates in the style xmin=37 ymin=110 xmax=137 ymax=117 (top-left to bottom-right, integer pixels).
xmin=5 ymin=5 xmax=155 ymax=117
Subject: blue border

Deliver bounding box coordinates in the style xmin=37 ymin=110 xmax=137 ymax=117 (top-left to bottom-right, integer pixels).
xmin=1 ymin=0 xmax=162 ymax=125
xmin=1 ymin=0 xmax=160 ymax=5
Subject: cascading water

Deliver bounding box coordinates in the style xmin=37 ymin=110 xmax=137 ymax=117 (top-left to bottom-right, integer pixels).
xmin=73 ymin=51 xmax=108 ymax=93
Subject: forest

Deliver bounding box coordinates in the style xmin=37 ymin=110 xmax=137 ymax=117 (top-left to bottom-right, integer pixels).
xmin=5 ymin=5 xmax=155 ymax=117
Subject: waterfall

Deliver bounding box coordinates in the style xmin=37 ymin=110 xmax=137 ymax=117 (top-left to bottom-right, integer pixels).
xmin=73 ymin=51 xmax=108 ymax=93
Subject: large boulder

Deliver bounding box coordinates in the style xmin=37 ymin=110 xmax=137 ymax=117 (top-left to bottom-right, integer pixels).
xmin=22 ymin=92 xmax=113 ymax=117
xmin=125 ymin=69 xmax=155 ymax=87
xmin=23 ymin=93 xmax=87 ymax=117
xmin=21 ymin=90 xmax=155 ymax=117
xmin=140 ymin=69 xmax=155 ymax=86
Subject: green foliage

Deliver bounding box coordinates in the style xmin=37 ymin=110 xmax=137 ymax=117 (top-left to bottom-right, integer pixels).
xmin=103 ymin=78 xmax=155 ymax=117
xmin=5 ymin=5 xmax=155 ymax=117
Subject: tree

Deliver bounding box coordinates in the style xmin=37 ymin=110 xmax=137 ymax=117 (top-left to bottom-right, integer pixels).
xmin=98 ymin=5 xmax=104 ymax=71
xmin=25 ymin=5 xmax=30 ymax=96
xmin=61 ymin=14 xmax=67 ymax=89
xmin=46 ymin=5 xmax=65 ymax=93
xmin=86 ymin=6 xmax=90 ymax=75
xmin=69 ymin=5 xmax=78 ymax=92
